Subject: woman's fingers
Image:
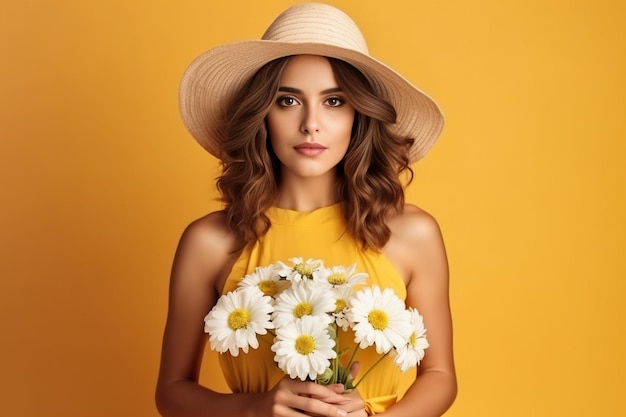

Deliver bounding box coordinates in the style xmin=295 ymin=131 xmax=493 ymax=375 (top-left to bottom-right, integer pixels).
xmin=272 ymin=377 xmax=348 ymax=417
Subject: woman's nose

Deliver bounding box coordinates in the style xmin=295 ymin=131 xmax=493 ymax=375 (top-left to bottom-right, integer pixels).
xmin=300 ymin=106 xmax=320 ymax=134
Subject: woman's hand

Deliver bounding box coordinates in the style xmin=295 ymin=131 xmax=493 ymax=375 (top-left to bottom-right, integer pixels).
xmin=324 ymin=387 xmax=367 ymax=417
xmin=261 ymin=376 xmax=349 ymax=417
xmin=314 ymin=361 xmax=366 ymax=417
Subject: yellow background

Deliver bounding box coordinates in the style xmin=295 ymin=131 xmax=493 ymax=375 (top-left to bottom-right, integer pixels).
xmin=1 ymin=0 xmax=624 ymax=416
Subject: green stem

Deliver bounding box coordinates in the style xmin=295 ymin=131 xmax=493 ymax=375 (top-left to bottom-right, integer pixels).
xmin=333 ymin=324 xmax=339 ymax=384
xmin=352 ymin=351 xmax=390 ymax=389
xmin=344 ymin=343 xmax=360 ymax=376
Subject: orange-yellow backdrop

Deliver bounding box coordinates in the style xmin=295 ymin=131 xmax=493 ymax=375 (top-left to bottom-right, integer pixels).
xmin=1 ymin=0 xmax=624 ymax=416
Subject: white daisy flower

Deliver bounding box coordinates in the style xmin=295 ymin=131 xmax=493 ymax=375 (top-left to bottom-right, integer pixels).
xmin=347 ymin=286 xmax=412 ymax=354
xmin=392 ymin=307 xmax=429 ymax=372
xmin=204 ymin=287 xmax=274 ymax=356
xmin=275 ymin=257 xmax=328 ymax=284
xmin=272 ymin=283 xmax=335 ymax=328
xmin=237 ymin=264 xmax=290 ymax=299
xmin=330 ymin=285 xmax=353 ymax=331
xmin=324 ymin=263 xmax=368 ymax=289
xmin=271 ymin=315 xmax=337 ymax=381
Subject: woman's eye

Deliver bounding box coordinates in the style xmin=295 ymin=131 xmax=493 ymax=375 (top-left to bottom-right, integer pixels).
xmin=325 ymin=97 xmax=344 ymax=107
xmin=277 ymin=96 xmax=298 ymax=107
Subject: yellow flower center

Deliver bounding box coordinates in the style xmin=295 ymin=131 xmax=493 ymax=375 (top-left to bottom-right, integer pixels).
xmin=294 ymin=263 xmax=313 ymax=279
xmin=327 ymin=272 xmax=347 ymax=285
xmin=295 ymin=335 xmax=316 ymax=355
xmin=409 ymin=332 xmax=417 ymax=347
xmin=367 ymin=309 xmax=389 ymax=330
xmin=258 ymin=280 xmax=278 ymax=297
xmin=293 ymin=302 xmax=313 ymax=318
xmin=228 ymin=308 xmax=251 ymax=330
xmin=335 ymin=298 xmax=346 ymax=313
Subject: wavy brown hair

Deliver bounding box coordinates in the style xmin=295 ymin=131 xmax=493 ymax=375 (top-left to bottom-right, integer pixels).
xmin=216 ymin=56 xmax=414 ymax=251
xmin=329 ymin=58 xmax=414 ymax=250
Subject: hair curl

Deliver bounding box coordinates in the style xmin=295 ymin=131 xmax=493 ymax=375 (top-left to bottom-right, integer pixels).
xmin=216 ymin=56 xmax=414 ymax=251
xmin=329 ymin=58 xmax=414 ymax=250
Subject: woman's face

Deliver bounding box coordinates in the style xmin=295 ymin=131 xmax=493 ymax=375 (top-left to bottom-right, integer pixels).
xmin=267 ymin=55 xmax=355 ymax=180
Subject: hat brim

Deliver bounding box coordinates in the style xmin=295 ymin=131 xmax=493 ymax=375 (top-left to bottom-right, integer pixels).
xmin=179 ymin=40 xmax=444 ymax=162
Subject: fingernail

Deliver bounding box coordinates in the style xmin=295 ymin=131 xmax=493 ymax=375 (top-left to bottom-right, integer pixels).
xmin=337 ymin=410 xmax=347 ymax=417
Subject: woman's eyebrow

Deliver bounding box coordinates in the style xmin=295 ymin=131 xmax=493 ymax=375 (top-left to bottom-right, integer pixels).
xmin=277 ymin=86 xmax=343 ymax=94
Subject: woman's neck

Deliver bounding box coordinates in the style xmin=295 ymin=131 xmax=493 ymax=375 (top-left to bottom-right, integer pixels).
xmin=274 ymin=171 xmax=340 ymax=211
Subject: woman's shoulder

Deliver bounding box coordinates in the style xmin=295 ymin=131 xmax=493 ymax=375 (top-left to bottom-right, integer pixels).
xmin=170 ymin=211 xmax=242 ymax=293
xmin=382 ymin=204 xmax=445 ymax=284
xmin=383 ymin=204 xmax=447 ymax=284
xmin=177 ymin=210 xmax=240 ymax=259
xmin=387 ymin=203 xmax=443 ymax=244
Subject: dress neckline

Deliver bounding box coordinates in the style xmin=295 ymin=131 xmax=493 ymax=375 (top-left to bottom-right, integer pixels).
xmin=267 ymin=203 xmax=343 ymax=225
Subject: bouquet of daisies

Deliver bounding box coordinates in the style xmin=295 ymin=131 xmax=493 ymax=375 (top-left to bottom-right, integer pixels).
xmin=204 ymin=257 xmax=429 ymax=388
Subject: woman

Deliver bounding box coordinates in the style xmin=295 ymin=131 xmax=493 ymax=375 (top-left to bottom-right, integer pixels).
xmin=156 ymin=3 xmax=456 ymax=416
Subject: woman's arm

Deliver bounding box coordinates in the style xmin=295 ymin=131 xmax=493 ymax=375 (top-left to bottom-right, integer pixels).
xmin=155 ymin=212 xmax=350 ymax=417
xmin=382 ymin=206 xmax=457 ymax=417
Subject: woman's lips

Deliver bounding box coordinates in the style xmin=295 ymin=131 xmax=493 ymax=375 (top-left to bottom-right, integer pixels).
xmin=293 ymin=142 xmax=327 ymax=156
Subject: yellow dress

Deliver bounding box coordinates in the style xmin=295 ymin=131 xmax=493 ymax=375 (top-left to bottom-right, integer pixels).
xmin=219 ymin=204 xmax=411 ymax=414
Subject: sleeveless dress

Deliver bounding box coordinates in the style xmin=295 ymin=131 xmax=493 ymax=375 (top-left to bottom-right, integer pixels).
xmin=218 ymin=204 xmax=412 ymax=414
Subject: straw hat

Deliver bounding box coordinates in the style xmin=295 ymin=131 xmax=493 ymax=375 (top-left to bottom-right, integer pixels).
xmin=179 ymin=2 xmax=443 ymax=162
